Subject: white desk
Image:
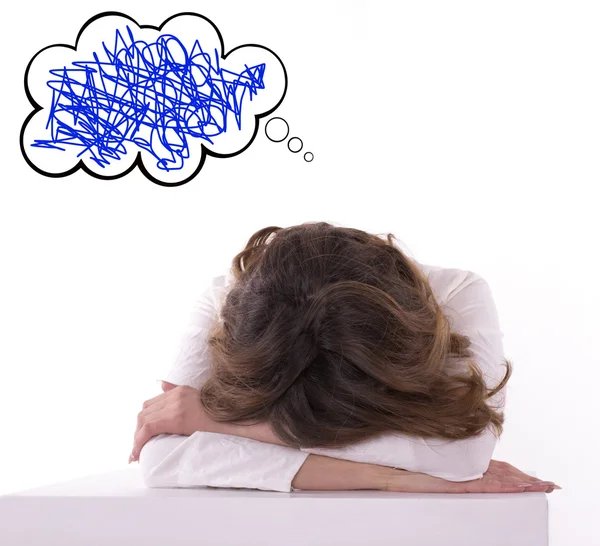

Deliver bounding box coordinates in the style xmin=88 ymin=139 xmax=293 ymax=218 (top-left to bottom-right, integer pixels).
xmin=0 ymin=467 xmax=548 ymax=546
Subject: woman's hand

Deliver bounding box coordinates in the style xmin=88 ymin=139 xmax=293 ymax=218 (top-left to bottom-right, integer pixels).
xmin=129 ymin=383 xmax=217 ymax=463
xmin=383 ymin=459 xmax=561 ymax=493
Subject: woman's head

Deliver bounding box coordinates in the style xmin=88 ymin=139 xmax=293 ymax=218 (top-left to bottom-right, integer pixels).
xmin=201 ymin=222 xmax=511 ymax=448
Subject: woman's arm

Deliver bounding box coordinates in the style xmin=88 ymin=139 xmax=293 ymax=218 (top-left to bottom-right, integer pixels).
xmin=206 ymin=269 xmax=507 ymax=482
xmin=140 ymin=381 xmax=391 ymax=492
xmin=143 ymin=268 xmax=505 ymax=490
xmin=138 ymin=380 xmax=306 ymax=492
xmin=140 ymin=434 xmax=555 ymax=494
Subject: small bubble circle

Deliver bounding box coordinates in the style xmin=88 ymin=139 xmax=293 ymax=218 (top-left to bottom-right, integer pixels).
xmin=288 ymin=137 xmax=303 ymax=153
xmin=304 ymin=152 xmax=314 ymax=162
xmin=264 ymin=117 xmax=289 ymax=143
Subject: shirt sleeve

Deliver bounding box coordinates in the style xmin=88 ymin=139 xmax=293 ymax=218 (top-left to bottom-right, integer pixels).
xmin=158 ymin=273 xmax=228 ymax=390
xmin=139 ymin=432 xmax=309 ymax=492
xmin=141 ymin=273 xmax=309 ymax=493
xmin=299 ymin=269 xmax=507 ymax=482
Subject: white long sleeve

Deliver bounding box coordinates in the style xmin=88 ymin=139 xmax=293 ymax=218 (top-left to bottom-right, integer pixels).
xmin=141 ymin=262 xmax=508 ymax=491
xmin=139 ymin=431 xmax=309 ymax=492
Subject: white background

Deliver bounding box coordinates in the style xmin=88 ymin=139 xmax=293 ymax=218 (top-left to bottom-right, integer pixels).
xmin=1 ymin=1 xmax=598 ymax=544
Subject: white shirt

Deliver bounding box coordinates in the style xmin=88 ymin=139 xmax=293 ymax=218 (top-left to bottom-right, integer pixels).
xmin=139 ymin=260 xmax=507 ymax=492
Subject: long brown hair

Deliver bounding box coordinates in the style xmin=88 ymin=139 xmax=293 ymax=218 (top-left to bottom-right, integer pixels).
xmin=201 ymin=222 xmax=511 ymax=449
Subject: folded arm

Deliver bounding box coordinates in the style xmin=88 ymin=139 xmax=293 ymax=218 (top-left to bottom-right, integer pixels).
xmin=191 ymin=269 xmax=506 ymax=481
xmin=203 ymin=398 xmax=497 ymax=482
xmin=141 ymin=268 xmax=507 ymax=490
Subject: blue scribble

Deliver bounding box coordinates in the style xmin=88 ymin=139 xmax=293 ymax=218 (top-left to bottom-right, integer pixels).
xmin=31 ymin=26 xmax=266 ymax=171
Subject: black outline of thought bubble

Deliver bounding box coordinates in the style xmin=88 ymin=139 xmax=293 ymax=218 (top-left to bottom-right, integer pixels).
xmin=20 ymin=11 xmax=288 ymax=187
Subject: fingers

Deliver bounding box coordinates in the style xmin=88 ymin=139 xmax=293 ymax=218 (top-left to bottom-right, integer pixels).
xmin=527 ymin=482 xmax=560 ymax=493
xmin=138 ymin=398 xmax=170 ymax=424
xmin=495 ymin=461 xmax=556 ymax=486
xmin=386 ymin=470 xmax=559 ymax=495
xmin=482 ymin=479 xmax=531 ymax=494
xmin=496 ymin=483 xmax=534 ymax=494
xmin=488 ymin=470 xmax=550 ymax=491
xmin=130 ymin=400 xmax=164 ymax=460
xmin=131 ymin=417 xmax=169 ymax=462
xmin=130 ymin=390 xmax=178 ymax=463
xmin=141 ymin=391 xmax=168 ymax=410
xmin=462 ymin=474 xmax=557 ymax=494
xmin=487 ymin=460 xmax=561 ymax=492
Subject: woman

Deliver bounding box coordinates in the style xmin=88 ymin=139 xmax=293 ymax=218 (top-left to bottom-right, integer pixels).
xmin=130 ymin=222 xmax=560 ymax=493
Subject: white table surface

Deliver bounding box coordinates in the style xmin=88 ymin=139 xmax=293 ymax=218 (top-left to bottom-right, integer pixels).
xmin=0 ymin=467 xmax=548 ymax=546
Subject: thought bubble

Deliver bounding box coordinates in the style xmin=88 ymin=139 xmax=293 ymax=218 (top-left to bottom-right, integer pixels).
xmin=264 ymin=117 xmax=289 ymax=142
xmin=288 ymin=137 xmax=302 ymax=153
xmin=21 ymin=12 xmax=287 ymax=185
xmin=264 ymin=116 xmax=313 ymax=162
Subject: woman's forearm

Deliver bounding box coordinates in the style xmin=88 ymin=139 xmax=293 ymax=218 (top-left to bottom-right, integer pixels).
xmin=292 ymin=454 xmax=393 ymax=491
